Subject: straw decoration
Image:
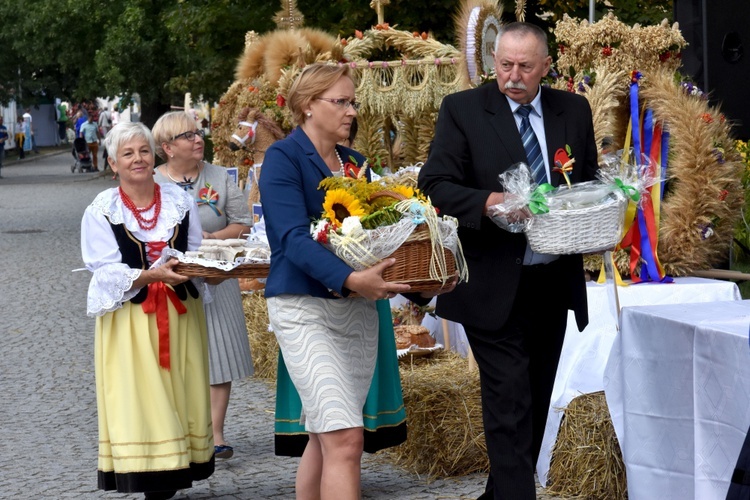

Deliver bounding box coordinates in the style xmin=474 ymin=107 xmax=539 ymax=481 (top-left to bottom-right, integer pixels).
xmin=242 ymin=292 xmax=278 ymax=381
xmin=546 ymin=392 xmax=627 ymax=499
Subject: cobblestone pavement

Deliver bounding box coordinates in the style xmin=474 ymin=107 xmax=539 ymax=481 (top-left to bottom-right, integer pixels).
xmin=0 ymin=152 xmax=561 ymax=499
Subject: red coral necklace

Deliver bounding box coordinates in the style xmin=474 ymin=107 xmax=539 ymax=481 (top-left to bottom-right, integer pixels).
xmin=119 ymin=184 xmax=162 ymax=231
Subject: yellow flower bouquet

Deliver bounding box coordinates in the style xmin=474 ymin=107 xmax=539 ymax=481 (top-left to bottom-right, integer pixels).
xmin=310 ymin=175 xmax=468 ymax=291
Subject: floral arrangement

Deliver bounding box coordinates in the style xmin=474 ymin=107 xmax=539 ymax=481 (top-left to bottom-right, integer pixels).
xmin=311 ymin=175 xmax=427 ymax=241
xmin=310 ymin=172 xmax=468 ymax=286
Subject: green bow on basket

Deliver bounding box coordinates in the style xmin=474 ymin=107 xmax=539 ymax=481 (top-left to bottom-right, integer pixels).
xmin=614 ymin=178 xmax=640 ymax=202
xmin=528 ymin=183 xmax=554 ymax=214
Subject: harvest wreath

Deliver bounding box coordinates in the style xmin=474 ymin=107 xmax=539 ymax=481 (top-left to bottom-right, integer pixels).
xmin=311 ymin=175 xmax=468 ymax=292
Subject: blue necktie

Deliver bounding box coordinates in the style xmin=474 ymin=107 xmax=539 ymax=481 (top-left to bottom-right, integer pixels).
xmin=516 ymin=105 xmax=546 ymax=185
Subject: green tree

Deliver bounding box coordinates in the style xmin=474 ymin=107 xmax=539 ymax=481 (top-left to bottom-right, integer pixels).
xmin=0 ymin=0 xmax=673 ymax=116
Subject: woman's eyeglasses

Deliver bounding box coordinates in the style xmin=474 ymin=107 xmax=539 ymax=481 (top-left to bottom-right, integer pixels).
xmin=315 ymin=97 xmax=361 ymax=111
xmin=172 ymin=129 xmax=205 ymax=141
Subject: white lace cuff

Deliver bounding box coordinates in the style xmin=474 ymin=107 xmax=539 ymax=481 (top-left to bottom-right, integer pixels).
xmin=87 ymin=264 xmax=143 ymax=317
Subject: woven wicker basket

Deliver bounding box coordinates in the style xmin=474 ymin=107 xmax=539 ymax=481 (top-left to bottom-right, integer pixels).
xmin=525 ymin=198 xmax=627 ymax=255
xmin=380 ymin=224 xmax=457 ymax=292
xmin=358 ymin=191 xmax=457 ymax=293
xmin=173 ymin=262 xmax=270 ymax=279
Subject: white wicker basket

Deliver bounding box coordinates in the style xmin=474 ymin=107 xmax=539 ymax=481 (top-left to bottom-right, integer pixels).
xmin=525 ymin=197 xmax=628 ymax=255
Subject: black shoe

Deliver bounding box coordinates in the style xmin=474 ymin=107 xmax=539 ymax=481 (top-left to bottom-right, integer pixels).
xmin=144 ymin=491 xmax=176 ymax=500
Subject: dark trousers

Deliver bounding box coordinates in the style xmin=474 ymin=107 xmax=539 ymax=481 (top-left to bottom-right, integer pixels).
xmin=467 ymin=261 xmax=569 ymax=500
xmin=58 ymin=121 xmax=68 ymax=142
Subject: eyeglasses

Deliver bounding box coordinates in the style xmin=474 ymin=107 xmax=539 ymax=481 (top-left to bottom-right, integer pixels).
xmin=171 ymin=129 xmax=205 ymax=142
xmin=315 ymin=97 xmax=361 ymax=111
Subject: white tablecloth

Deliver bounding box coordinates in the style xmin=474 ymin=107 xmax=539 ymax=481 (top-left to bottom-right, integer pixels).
xmin=533 ymin=277 xmax=741 ymax=485
xmin=604 ymin=300 xmax=750 ymax=500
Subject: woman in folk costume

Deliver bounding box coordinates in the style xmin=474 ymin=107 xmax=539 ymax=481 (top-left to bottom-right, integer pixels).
xmin=81 ymin=122 xmax=215 ymax=500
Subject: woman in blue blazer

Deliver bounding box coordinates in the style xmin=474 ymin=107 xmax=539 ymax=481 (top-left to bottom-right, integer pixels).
xmin=259 ymin=64 xmax=413 ymax=500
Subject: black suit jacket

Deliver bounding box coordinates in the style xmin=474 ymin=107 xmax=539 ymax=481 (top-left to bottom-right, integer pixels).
xmin=418 ymin=83 xmax=598 ymax=332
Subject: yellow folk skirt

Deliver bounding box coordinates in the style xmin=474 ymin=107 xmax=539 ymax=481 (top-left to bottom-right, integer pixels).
xmin=95 ymin=295 xmax=214 ymax=493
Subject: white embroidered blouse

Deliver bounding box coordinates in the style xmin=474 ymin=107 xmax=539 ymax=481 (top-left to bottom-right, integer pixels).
xmin=81 ymin=182 xmax=203 ymax=317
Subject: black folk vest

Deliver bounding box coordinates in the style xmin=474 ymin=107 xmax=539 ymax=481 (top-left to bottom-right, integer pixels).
xmin=107 ymin=212 xmax=199 ymax=304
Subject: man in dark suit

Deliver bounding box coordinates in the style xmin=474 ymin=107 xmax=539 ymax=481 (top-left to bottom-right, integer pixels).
xmin=418 ymin=22 xmax=599 ymax=499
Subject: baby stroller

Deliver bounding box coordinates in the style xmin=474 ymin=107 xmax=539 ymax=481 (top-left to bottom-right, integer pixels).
xmin=71 ymin=138 xmax=94 ymax=173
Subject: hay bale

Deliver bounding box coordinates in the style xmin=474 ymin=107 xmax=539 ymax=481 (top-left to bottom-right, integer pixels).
xmin=242 ymin=291 xmax=278 ymax=380
xmin=385 ymin=351 xmax=488 ymax=478
xmin=546 ymin=391 xmax=627 ymax=499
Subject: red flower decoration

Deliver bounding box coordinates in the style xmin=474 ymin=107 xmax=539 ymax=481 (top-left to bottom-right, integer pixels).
xmin=355 ymin=30 xmax=363 ymax=39
xmin=719 ymin=189 xmax=729 ymax=201
xmin=601 ymin=46 xmax=613 ymax=56
xmin=702 ymin=113 xmax=713 ymax=124
xmin=659 ymin=51 xmax=671 ymax=62
xmin=276 ymin=94 xmax=286 ymax=107
xmin=558 ymin=44 xmax=566 ymax=54
xmin=314 ymin=221 xmax=331 ymax=243
xmin=343 ymin=162 xmax=361 ymax=179
xmin=554 ymin=147 xmax=573 ymax=168
xmin=340 ymin=38 xmax=348 ymax=46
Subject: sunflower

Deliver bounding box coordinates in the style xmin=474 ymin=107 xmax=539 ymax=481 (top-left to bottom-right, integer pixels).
xmin=322 ymin=189 xmax=366 ymax=225
xmin=390 ymin=185 xmax=415 ymax=200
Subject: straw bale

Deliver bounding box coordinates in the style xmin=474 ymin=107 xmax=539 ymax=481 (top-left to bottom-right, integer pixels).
xmin=242 ymin=291 xmax=278 ymax=380
xmin=385 ymin=352 xmax=489 ymax=478
xmin=546 ymin=391 xmax=627 ymax=499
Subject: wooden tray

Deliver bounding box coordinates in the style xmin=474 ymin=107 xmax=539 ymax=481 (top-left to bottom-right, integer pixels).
xmin=398 ymin=346 xmax=444 ymax=361
xmin=173 ymin=262 xmax=270 ymax=279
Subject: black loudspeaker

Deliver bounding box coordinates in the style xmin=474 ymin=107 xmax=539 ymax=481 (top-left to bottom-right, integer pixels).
xmin=674 ymin=0 xmax=749 ymax=140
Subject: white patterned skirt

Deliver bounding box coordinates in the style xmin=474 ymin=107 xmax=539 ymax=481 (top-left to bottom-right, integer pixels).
xmin=266 ymin=295 xmax=378 ymax=433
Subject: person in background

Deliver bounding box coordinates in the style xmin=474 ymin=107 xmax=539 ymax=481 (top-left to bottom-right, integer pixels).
xmin=152 ymin=111 xmax=254 ymax=460
xmin=81 ymin=122 xmax=216 ymax=499
xmin=98 ymin=106 xmax=113 ymax=138
xmin=418 ymin=22 xmax=599 ymax=500
xmin=79 ymin=114 xmax=101 ymax=171
xmin=15 ymin=115 xmax=28 ymax=160
xmin=0 ymin=116 xmax=7 ymax=178
xmin=259 ymin=63 xmax=455 ymax=500
xmin=56 ymin=101 xmax=69 ymax=145
xmin=22 ymin=108 xmax=40 ymax=154
xmin=13 ymin=115 xmax=26 ymax=160
xmin=74 ymin=110 xmax=87 ymax=138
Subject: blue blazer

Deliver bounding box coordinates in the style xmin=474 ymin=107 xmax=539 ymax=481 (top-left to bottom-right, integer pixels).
xmin=259 ymin=127 xmax=368 ymax=298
